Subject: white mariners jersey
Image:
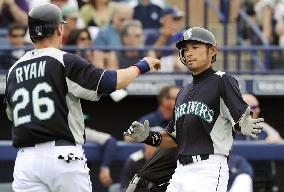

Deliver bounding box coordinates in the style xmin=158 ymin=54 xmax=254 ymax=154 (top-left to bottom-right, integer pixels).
xmin=5 ymin=48 xmax=117 ymax=147
xmin=167 ymin=67 xmax=248 ymax=156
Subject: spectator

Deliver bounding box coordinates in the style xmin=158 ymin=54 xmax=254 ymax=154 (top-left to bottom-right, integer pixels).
xmin=94 ymin=3 xmax=133 ymax=69
xmin=85 ymin=127 xmax=117 ymax=189
xmin=66 ymin=28 xmax=95 ymax=64
xmin=120 ymin=143 xmax=156 ymax=191
xmin=239 ymin=93 xmax=281 ymax=192
xmin=0 ymin=0 xmax=29 ymax=28
xmin=146 ymin=6 xmax=184 ymax=57
xmin=28 ymin=0 xmax=79 ymax=11
xmin=237 ymin=93 xmax=283 ymax=143
xmin=80 ymin=0 xmax=117 ymax=27
xmin=61 ymin=4 xmax=85 ymax=44
xmin=111 ymin=20 xmax=156 ymax=69
xmin=251 ymin=0 xmax=284 ymax=45
xmin=228 ymin=155 xmax=254 ymax=192
xmin=0 ymin=23 xmax=28 ymax=70
xmin=145 ymin=6 xmax=186 ymax=72
xmin=133 ymin=0 xmax=164 ymax=29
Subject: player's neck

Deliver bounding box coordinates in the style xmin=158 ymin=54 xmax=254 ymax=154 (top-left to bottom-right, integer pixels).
xmin=35 ymin=38 xmax=61 ymax=49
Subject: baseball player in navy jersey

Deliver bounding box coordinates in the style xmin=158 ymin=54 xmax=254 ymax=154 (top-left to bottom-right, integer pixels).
xmin=124 ymin=27 xmax=263 ymax=192
xmin=4 ymin=3 xmax=160 ymax=192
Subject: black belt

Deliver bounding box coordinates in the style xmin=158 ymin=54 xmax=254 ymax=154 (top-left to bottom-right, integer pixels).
xmin=55 ymin=139 xmax=76 ymax=146
xmin=21 ymin=140 xmax=76 ymax=147
xmin=178 ymin=154 xmax=210 ymax=166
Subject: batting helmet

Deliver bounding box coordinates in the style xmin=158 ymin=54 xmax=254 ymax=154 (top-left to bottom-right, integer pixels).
xmin=176 ymin=27 xmax=217 ymax=64
xmin=28 ymin=3 xmax=67 ymax=42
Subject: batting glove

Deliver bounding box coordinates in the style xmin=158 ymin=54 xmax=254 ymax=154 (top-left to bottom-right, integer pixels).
xmin=123 ymin=120 xmax=150 ymax=142
xmin=239 ymin=108 xmax=264 ymax=139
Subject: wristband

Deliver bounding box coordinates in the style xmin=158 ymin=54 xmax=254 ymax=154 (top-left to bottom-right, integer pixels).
xmin=133 ymin=60 xmax=150 ymax=74
xmin=143 ymin=131 xmax=162 ymax=147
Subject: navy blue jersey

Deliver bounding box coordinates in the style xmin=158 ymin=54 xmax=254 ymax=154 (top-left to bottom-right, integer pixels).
xmin=5 ymin=48 xmax=116 ymax=147
xmin=167 ymin=67 xmax=248 ymax=156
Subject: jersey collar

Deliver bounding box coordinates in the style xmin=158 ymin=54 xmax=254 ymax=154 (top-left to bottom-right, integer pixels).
xmin=192 ymin=67 xmax=215 ymax=83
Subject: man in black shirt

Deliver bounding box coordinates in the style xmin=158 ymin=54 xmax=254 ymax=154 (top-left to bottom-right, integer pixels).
xmin=125 ymin=86 xmax=179 ymax=192
xmin=5 ymin=3 xmax=161 ymax=192
xmin=124 ymin=27 xmax=263 ymax=192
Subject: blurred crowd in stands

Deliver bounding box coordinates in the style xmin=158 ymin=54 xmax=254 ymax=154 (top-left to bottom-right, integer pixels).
xmin=2 ymin=0 xmax=284 ymax=71
xmin=1 ymin=1 xmax=284 ymax=191
xmin=0 ymin=0 xmax=186 ymax=72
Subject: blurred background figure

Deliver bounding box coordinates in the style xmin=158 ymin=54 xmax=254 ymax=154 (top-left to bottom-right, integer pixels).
xmin=80 ymin=0 xmax=117 ymax=28
xmin=85 ymin=127 xmax=117 ymax=191
xmin=66 ymin=28 xmax=96 ymax=65
xmin=61 ymin=4 xmax=85 ymax=44
xmin=94 ymin=3 xmax=133 ymax=69
xmin=133 ymin=0 xmax=164 ymax=29
xmin=120 ymin=143 xmax=156 ymax=192
xmin=145 ymin=6 xmax=184 ymax=57
xmin=145 ymin=6 xmax=186 ymax=72
xmin=110 ymin=20 xmax=156 ymax=69
xmin=0 ymin=23 xmax=28 ymax=70
xmin=0 ymin=0 xmax=28 ymax=28
xmin=238 ymin=93 xmax=283 ymax=143
xmin=228 ymin=154 xmax=254 ymax=192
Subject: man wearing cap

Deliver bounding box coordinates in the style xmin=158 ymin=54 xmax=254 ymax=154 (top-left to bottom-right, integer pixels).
xmin=124 ymin=27 xmax=264 ymax=192
xmin=145 ymin=6 xmax=184 ymax=59
xmin=5 ymin=3 xmax=161 ymax=192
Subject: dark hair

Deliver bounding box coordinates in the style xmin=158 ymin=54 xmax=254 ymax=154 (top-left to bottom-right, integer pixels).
xmin=157 ymin=85 xmax=179 ymax=105
xmin=8 ymin=23 xmax=27 ymax=36
xmin=66 ymin=28 xmax=91 ymax=45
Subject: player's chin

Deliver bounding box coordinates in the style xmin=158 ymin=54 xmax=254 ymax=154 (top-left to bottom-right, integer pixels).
xmin=185 ymin=62 xmax=195 ymax=70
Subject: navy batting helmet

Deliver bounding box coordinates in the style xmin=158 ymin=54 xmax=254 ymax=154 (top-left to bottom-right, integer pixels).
xmin=176 ymin=27 xmax=217 ymax=64
xmin=28 ymin=3 xmax=67 ymax=42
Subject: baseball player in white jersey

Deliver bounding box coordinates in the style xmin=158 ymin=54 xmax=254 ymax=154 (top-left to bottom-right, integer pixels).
xmin=4 ymin=3 xmax=160 ymax=192
xmin=124 ymin=27 xmax=264 ymax=192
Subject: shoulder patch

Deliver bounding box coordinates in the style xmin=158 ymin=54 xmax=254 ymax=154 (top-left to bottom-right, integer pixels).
xmin=215 ymin=71 xmax=225 ymax=77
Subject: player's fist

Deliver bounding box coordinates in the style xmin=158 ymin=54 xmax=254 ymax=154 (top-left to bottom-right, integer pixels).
xmin=123 ymin=120 xmax=150 ymax=142
xmin=143 ymin=57 xmax=161 ymax=72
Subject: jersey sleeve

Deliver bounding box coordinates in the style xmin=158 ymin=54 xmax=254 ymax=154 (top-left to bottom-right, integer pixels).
xmin=220 ymin=74 xmax=248 ymax=125
xmin=63 ymin=53 xmax=116 ymax=101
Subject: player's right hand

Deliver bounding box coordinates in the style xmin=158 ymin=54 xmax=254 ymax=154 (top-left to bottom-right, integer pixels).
xmin=239 ymin=108 xmax=264 ymax=139
xmin=123 ymin=120 xmax=150 ymax=142
xmin=143 ymin=57 xmax=161 ymax=72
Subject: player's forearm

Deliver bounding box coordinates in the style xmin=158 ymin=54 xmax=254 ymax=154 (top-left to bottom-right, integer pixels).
xmin=116 ymin=67 xmax=139 ymax=90
xmin=116 ymin=60 xmax=150 ymax=90
xmin=143 ymin=131 xmax=177 ymax=148
xmin=159 ymin=131 xmax=177 ymax=148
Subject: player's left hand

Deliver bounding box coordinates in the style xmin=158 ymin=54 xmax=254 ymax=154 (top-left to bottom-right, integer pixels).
xmin=123 ymin=120 xmax=150 ymax=142
xmin=239 ymin=108 xmax=264 ymax=139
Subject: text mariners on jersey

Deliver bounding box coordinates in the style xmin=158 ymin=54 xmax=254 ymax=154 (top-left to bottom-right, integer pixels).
xmin=15 ymin=61 xmax=46 ymax=83
xmin=175 ymin=101 xmax=214 ymax=123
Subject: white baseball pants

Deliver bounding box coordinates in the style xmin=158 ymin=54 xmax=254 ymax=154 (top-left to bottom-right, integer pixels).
xmin=12 ymin=141 xmax=92 ymax=192
xmin=166 ymin=154 xmax=229 ymax=192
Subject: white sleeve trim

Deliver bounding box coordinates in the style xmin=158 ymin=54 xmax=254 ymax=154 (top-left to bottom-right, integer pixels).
xmin=66 ymin=77 xmax=100 ymax=101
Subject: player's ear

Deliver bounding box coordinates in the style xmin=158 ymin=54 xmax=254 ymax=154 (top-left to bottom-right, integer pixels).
xmin=209 ymin=46 xmax=217 ymax=57
xmin=56 ymin=24 xmax=63 ymax=37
